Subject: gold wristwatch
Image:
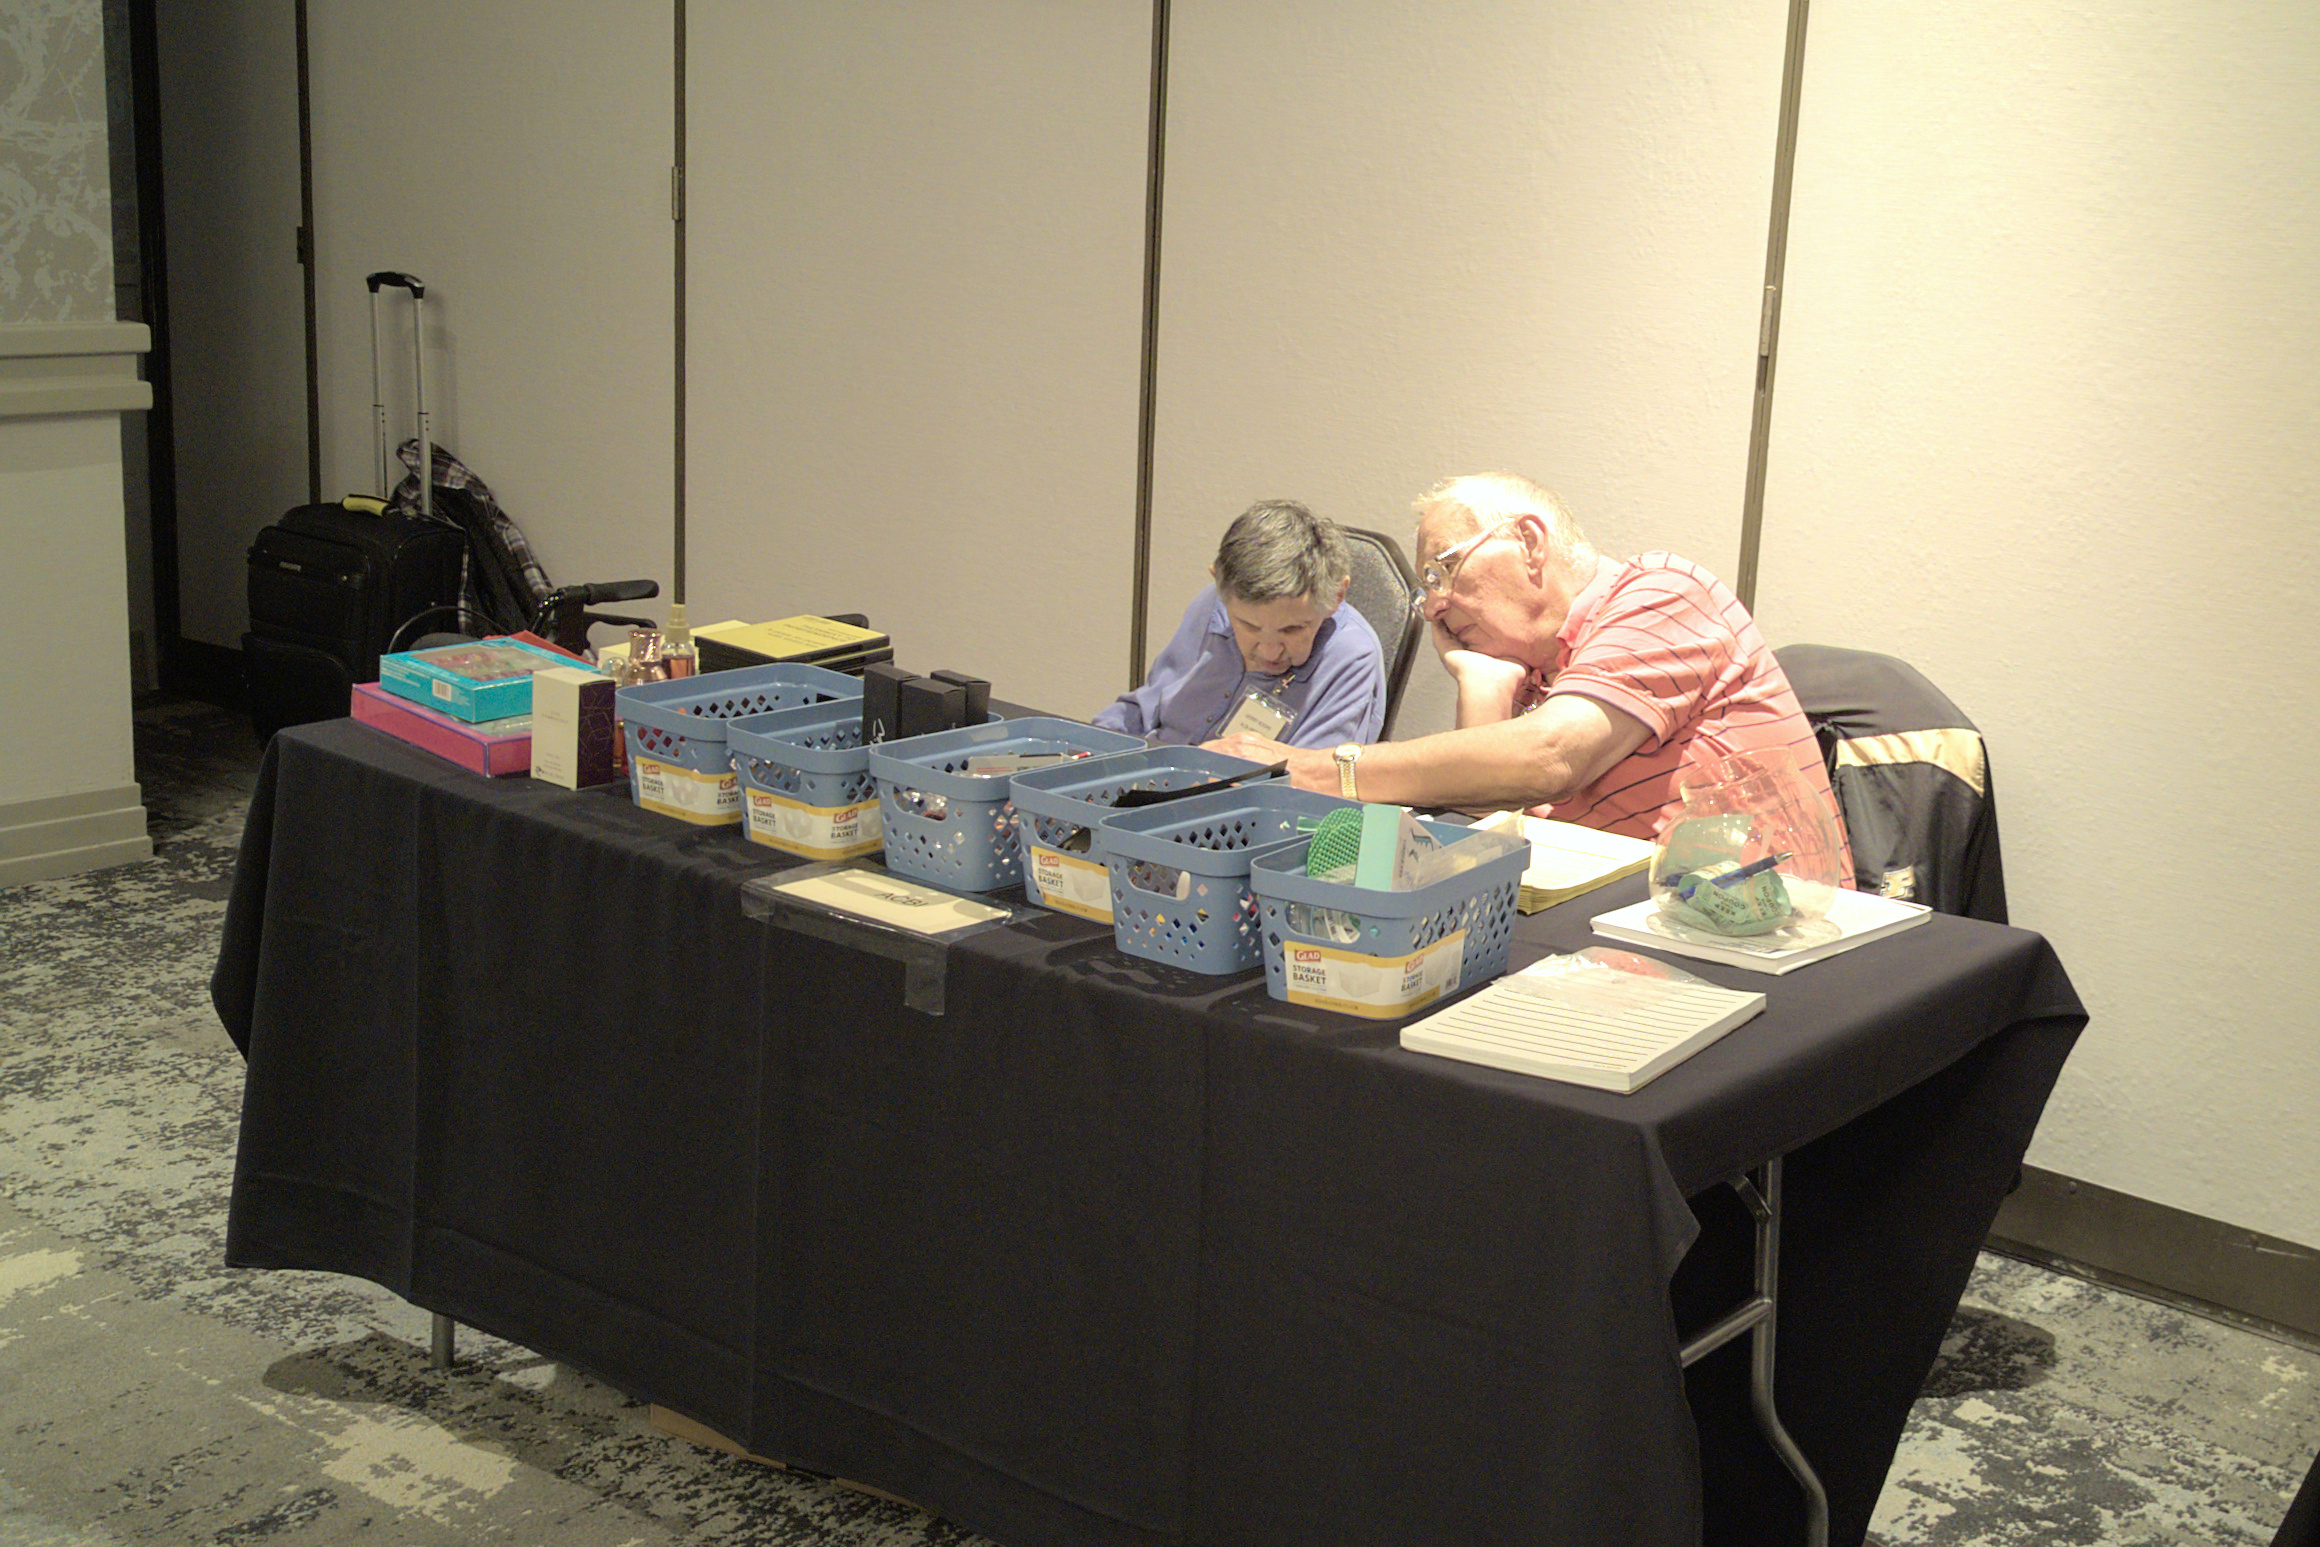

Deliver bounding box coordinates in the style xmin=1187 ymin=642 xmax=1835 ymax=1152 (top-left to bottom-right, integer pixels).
xmin=1332 ymin=742 xmax=1363 ymax=801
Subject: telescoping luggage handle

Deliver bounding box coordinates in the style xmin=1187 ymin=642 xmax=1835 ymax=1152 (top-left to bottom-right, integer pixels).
xmin=365 ymin=270 xmax=431 ymax=519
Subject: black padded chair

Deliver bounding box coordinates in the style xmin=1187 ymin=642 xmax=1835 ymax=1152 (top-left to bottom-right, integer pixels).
xmin=1339 ymin=527 xmax=1425 ymax=737
xmin=1776 ymin=643 xmax=2008 ymax=924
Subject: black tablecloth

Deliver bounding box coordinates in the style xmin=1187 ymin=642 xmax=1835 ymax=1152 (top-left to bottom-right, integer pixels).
xmin=215 ymin=720 xmax=2086 ymax=1547
xmin=2278 ymin=1449 xmax=2320 ymax=1547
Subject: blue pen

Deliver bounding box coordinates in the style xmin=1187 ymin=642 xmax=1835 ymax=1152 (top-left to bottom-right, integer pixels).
xmin=1668 ymin=852 xmax=1792 ymax=902
xmin=1709 ymin=852 xmax=1792 ymax=889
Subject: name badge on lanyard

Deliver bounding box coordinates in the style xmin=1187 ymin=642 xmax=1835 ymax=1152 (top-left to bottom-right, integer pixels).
xmin=1217 ymin=684 xmax=1294 ymax=741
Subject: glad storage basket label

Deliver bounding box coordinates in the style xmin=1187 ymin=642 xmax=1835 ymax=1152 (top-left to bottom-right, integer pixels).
xmin=632 ymin=756 xmax=742 ymax=824
xmin=1280 ymin=930 xmax=1466 ymax=1019
xmin=1026 ymin=842 xmax=1114 ymax=922
xmin=744 ymin=787 xmax=882 ymax=859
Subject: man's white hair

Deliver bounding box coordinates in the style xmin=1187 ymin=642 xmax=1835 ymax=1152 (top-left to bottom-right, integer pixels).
xmin=1413 ymin=472 xmax=1595 ymax=569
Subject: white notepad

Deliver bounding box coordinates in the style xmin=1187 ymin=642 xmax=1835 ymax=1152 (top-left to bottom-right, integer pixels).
xmin=1400 ymin=956 xmax=1766 ymax=1093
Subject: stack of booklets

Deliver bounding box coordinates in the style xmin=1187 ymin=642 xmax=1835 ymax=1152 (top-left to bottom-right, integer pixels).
xmin=1591 ymin=887 xmax=1932 ymax=974
xmin=695 ymin=615 xmax=892 ymax=675
xmin=354 ymin=632 xmax=584 ymax=777
xmin=1400 ymin=955 xmax=1767 ymax=1093
xmin=1472 ymin=810 xmax=1657 ymax=912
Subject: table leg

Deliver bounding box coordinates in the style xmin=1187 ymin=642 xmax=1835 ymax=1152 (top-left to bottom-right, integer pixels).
xmin=431 ymin=1312 xmax=457 ymax=1369
xmin=1678 ymin=1157 xmax=1831 ymax=1547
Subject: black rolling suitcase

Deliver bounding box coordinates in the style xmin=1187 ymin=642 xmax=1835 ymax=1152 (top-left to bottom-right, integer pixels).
xmin=243 ymin=272 xmax=463 ymax=742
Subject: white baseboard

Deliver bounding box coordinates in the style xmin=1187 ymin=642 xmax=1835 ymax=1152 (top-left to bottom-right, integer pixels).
xmin=0 ymin=784 xmax=152 ymax=885
xmin=0 ymin=323 xmax=154 ymax=419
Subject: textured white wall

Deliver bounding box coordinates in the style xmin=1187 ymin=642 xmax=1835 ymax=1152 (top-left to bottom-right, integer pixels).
xmin=1758 ymin=0 xmax=2320 ymax=1246
xmin=1153 ymin=2 xmax=1788 ymax=737
xmin=153 ymin=2 xmax=2318 ymax=1249
xmin=686 ymin=0 xmax=1149 ymax=714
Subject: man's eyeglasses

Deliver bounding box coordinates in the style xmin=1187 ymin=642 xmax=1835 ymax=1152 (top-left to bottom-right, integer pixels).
xmin=1411 ymin=520 xmax=1517 ymax=611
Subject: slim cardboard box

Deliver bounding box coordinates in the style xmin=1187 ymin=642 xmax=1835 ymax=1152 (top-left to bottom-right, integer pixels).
xmin=896 ymin=676 xmax=968 ymax=739
xmin=529 ymin=666 xmax=619 ymax=788
xmin=860 ymin=663 xmax=911 ymax=745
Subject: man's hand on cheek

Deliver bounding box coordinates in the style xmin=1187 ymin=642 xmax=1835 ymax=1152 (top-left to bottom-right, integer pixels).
xmin=1443 ymin=649 xmax=1528 ymax=695
xmin=1437 ymin=648 xmax=1529 ymax=728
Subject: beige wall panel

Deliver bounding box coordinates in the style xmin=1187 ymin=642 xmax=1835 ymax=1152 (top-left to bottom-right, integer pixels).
xmin=686 ymin=1 xmax=1148 ymax=716
xmin=1155 ymin=1 xmax=1787 ymax=736
xmin=1758 ymin=1 xmax=2320 ymax=1245
xmin=306 ymin=2 xmax=674 ymax=616
xmin=156 ymin=0 xmax=306 ymax=648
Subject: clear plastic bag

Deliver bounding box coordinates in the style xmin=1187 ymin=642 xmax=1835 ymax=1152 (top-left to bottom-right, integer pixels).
xmin=1648 ymin=750 xmax=1847 ymax=943
xmin=1498 ymin=946 xmax=1718 ymax=1010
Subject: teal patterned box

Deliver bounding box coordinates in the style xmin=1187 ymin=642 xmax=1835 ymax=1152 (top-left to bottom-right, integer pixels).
xmin=378 ymin=637 xmax=576 ymax=723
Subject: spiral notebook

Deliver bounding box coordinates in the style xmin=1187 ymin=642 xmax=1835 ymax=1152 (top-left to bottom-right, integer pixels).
xmin=1400 ymin=958 xmax=1765 ymax=1093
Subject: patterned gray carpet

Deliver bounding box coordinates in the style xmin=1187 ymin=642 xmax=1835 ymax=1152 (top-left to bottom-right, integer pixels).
xmin=1 ymin=698 xmax=2313 ymax=1545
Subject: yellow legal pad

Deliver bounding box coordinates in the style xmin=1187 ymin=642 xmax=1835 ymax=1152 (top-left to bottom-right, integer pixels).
xmin=695 ymin=615 xmax=887 ymax=659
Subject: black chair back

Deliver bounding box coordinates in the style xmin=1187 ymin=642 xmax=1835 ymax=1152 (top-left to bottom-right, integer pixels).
xmin=1340 ymin=527 xmax=1424 ymax=737
xmin=1776 ymin=643 xmax=2009 ymax=923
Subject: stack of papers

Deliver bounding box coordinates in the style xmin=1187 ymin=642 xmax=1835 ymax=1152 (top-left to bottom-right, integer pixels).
xmin=1400 ymin=955 xmax=1766 ymax=1093
xmin=695 ymin=616 xmax=893 ymax=675
xmin=1591 ymin=887 xmax=1932 ymax=975
xmin=1472 ymin=811 xmax=1656 ymax=912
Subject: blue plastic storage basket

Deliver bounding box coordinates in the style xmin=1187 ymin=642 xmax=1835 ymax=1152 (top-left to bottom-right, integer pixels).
xmin=1009 ymin=747 xmax=1280 ymax=923
xmin=865 ymin=718 xmax=1145 ymax=891
xmin=728 ymin=697 xmax=883 ymax=859
xmin=619 ymin=663 xmax=860 ymax=824
xmin=1098 ymin=784 xmax=1353 ymax=974
xmin=1249 ymin=820 xmax=1527 ymax=1018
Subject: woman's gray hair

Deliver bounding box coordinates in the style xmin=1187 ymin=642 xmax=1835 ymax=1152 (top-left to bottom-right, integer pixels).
xmin=1212 ymin=500 xmax=1350 ymax=605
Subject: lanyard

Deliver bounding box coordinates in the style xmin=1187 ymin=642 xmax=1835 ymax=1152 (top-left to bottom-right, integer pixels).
xmin=1202 ymin=661 xmax=1303 ymax=742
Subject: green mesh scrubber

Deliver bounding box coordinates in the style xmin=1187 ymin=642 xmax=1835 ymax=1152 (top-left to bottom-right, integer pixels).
xmin=1307 ymin=807 xmax=1366 ymax=877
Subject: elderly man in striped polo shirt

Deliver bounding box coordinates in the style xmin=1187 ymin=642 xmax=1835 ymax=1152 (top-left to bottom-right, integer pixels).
xmin=1208 ymin=471 xmax=1851 ymax=868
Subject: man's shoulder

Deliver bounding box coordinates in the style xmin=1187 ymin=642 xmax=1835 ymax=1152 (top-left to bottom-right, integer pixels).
xmin=1597 ymin=553 xmax=1746 ymax=622
xmin=1561 ymin=554 xmax=1756 ymax=677
xmin=1615 ymin=552 xmax=1732 ymax=595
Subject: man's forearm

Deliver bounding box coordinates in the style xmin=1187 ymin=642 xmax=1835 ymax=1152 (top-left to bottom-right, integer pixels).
xmin=1454 ymin=674 xmax=1520 ymax=729
xmin=1332 ymin=718 xmax=1584 ymax=810
xmin=1211 ymin=693 xmax=1647 ymax=813
xmin=1436 ymin=644 xmax=1528 ymax=730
